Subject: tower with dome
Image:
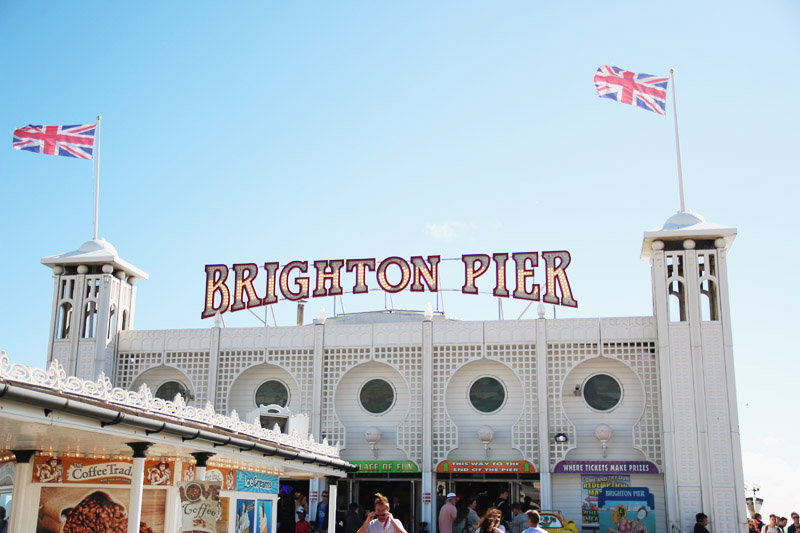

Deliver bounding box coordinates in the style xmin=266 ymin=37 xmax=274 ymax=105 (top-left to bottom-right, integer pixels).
xmin=41 ymin=238 xmax=148 ymax=380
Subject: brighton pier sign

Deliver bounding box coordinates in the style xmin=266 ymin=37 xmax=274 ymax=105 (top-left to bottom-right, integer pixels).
xmin=202 ymin=251 xmax=577 ymax=318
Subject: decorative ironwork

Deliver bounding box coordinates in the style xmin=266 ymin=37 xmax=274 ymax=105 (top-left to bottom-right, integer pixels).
xmin=0 ymin=353 xmax=340 ymax=458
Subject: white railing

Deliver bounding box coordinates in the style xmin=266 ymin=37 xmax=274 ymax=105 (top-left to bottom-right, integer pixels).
xmin=0 ymin=352 xmax=341 ymax=459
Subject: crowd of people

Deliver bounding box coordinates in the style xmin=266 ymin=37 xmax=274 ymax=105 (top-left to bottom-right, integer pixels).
xmin=277 ymin=490 xmax=333 ymax=533
xmin=438 ymin=490 xmax=543 ymax=533
xmin=277 ymin=488 xmax=800 ymax=533
xmin=339 ymin=490 xmax=546 ymax=533
xmin=746 ymin=512 xmax=800 ymax=533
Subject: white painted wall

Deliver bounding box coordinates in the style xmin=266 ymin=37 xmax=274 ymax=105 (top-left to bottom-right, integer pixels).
xmin=130 ymin=365 xmax=196 ymax=400
xmin=561 ymin=357 xmax=648 ymax=462
xmin=227 ymin=363 xmax=301 ymax=416
xmin=444 ymin=359 xmax=524 ymax=460
xmin=336 ymin=361 xmax=410 ymax=460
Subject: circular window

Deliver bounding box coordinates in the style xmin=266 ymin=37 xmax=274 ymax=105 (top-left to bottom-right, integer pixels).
xmin=582 ymin=374 xmax=623 ymax=411
xmin=359 ymin=379 xmax=395 ymax=414
xmin=255 ymin=380 xmax=290 ymax=407
xmin=468 ymin=377 xmax=506 ymax=413
xmin=155 ymin=381 xmax=188 ymax=401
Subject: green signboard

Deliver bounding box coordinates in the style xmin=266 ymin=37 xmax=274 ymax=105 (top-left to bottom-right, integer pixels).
xmin=351 ymin=461 xmax=419 ymax=473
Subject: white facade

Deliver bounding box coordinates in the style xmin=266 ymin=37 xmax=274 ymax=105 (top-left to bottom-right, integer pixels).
xmin=40 ymin=212 xmax=747 ymax=533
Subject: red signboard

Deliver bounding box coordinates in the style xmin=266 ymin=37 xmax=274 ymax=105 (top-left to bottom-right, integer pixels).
xmin=436 ymin=460 xmax=536 ymax=474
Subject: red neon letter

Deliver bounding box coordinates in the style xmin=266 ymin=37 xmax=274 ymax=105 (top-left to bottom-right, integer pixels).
xmin=262 ymin=262 xmax=279 ymax=305
xmin=410 ymin=255 xmax=440 ymax=292
xmin=346 ymin=259 xmax=376 ymax=294
xmin=512 ymin=252 xmax=540 ymax=301
xmin=231 ymin=263 xmax=262 ymax=312
xmin=313 ymin=260 xmax=345 ymax=298
xmin=542 ymin=251 xmax=578 ymax=307
xmin=461 ymin=254 xmax=490 ymax=295
xmin=279 ymin=261 xmax=310 ymax=301
xmin=201 ymin=264 xmax=230 ymax=319
xmin=377 ymin=257 xmax=411 ymax=293
xmin=492 ymin=253 xmax=509 ymax=298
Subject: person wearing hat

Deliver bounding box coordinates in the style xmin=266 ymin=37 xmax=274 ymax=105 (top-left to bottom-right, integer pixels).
xmin=438 ymin=492 xmax=459 ymax=533
xmin=296 ymin=506 xmax=311 ymax=533
xmin=358 ymin=493 xmax=407 ymax=533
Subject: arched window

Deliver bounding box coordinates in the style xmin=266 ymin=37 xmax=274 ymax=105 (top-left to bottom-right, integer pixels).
xmin=107 ymin=304 xmax=117 ymax=341
xmin=698 ymin=252 xmax=719 ymax=321
xmin=668 ymin=280 xmax=686 ymax=322
xmin=82 ymin=301 xmax=97 ymax=338
xmin=121 ymin=310 xmax=128 ymax=331
xmin=700 ymin=279 xmax=719 ymax=321
xmin=155 ymin=381 xmax=190 ymax=401
xmin=57 ymin=302 xmax=72 ymax=339
xmin=666 ymin=254 xmax=687 ymax=322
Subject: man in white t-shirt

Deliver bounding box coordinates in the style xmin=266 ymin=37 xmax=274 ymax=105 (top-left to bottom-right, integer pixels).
xmin=357 ymin=493 xmax=408 ymax=533
xmin=521 ymin=511 xmax=547 ymax=533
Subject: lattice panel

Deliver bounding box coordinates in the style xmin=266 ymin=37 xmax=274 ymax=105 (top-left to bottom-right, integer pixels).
xmin=77 ymin=343 xmax=96 ymax=380
xmin=322 ymin=347 xmax=372 ymax=449
xmin=432 ymin=345 xmax=481 ymax=466
xmin=165 ymin=352 xmax=210 ymax=407
xmin=679 ymin=488 xmax=702 ymax=532
xmin=604 ymin=341 xmax=663 ymax=468
xmin=547 ymin=342 xmax=596 ymax=467
xmin=669 ymin=326 xmax=701 ymax=485
xmin=116 ymin=352 xmax=163 ymax=390
xmin=268 ymin=349 xmax=315 ymax=416
xmin=701 ymin=327 xmax=734 ymax=485
xmin=376 ymin=346 xmax=423 ymax=466
xmin=216 ymin=350 xmax=265 ymax=413
xmin=487 ymin=344 xmax=538 ymax=463
xmin=712 ymin=488 xmax=739 ymax=533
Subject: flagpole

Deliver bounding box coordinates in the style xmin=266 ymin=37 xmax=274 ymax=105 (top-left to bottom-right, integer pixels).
xmin=669 ymin=69 xmax=686 ymax=212
xmin=94 ymin=115 xmax=101 ymax=240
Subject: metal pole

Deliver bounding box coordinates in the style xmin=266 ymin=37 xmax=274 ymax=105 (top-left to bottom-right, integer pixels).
xmin=94 ymin=115 xmax=101 ymax=240
xmin=669 ymin=70 xmax=686 ymax=212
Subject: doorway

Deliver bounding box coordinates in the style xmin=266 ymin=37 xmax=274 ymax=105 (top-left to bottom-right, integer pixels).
xmin=341 ymin=479 xmax=417 ymax=532
xmin=452 ymin=481 xmax=511 ymax=518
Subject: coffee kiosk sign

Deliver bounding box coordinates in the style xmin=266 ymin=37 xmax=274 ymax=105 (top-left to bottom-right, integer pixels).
xmin=202 ymin=251 xmax=578 ymax=318
xmin=33 ymin=455 xmax=174 ymax=485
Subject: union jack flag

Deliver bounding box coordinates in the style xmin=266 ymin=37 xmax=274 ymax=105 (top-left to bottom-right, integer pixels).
xmin=594 ymin=65 xmax=668 ymax=115
xmin=12 ymin=124 xmax=96 ymax=159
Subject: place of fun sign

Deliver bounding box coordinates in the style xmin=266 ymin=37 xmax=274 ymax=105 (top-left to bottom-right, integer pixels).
xmin=202 ymin=251 xmax=578 ymax=318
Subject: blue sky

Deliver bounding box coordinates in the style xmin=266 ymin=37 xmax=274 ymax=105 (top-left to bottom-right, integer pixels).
xmin=1 ymin=0 xmax=798 ymax=518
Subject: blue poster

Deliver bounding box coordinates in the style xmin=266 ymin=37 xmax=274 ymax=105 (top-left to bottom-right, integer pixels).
xmin=236 ymin=499 xmax=256 ymax=533
xmin=236 ymin=470 xmax=279 ymax=494
xmin=597 ymin=487 xmax=656 ymax=533
xmin=255 ymin=500 xmax=274 ymax=533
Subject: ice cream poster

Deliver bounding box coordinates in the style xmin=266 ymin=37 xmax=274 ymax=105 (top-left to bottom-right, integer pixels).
xmin=581 ymin=474 xmax=630 ymax=526
xmin=597 ymin=487 xmax=656 ymax=533
xmin=236 ymin=499 xmax=256 ymax=533
xmin=254 ymin=500 xmax=273 ymax=533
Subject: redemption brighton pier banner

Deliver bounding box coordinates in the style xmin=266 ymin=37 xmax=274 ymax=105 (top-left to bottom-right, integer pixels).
xmin=202 ymin=251 xmax=578 ymax=318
